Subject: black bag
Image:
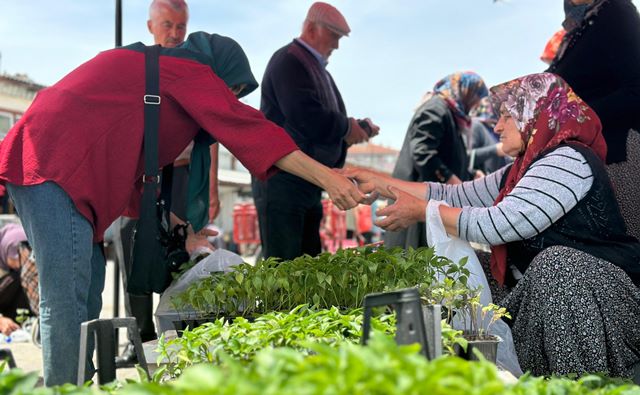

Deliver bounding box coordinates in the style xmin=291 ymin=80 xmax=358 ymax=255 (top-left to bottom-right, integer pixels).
xmin=127 ymin=45 xmax=189 ymax=295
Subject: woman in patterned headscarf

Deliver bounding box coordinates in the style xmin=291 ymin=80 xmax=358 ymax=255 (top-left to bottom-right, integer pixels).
xmin=0 ymin=223 xmax=36 ymax=335
xmin=385 ymin=71 xmax=488 ymax=249
xmin=344 ymin=72 xmax=640 ymax=378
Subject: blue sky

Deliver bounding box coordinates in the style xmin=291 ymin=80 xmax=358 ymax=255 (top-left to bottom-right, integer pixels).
xmin=2 ymin=0 xmax=638 ymax=149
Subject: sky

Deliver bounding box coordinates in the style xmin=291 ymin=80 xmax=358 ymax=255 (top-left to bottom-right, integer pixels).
xmin=2 ymin=0 xmax=638 ymax=149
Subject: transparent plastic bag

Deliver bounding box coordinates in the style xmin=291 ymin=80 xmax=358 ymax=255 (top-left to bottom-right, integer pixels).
xmin=154 ymin=249 xmax=244 ymax=334
xmin=426 ymin=200 xmax=523 ymax=377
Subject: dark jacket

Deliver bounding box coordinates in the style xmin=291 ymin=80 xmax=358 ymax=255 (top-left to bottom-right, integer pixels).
xmin=260 ymin=40 xmax=349 ymax=168
xmin=547 ymin=0 xmax=640 ymax=163
xmin=385 ymin=95 xmax=470 ymax=249
xmin=392 ymin=95 xmax=470 ymax=183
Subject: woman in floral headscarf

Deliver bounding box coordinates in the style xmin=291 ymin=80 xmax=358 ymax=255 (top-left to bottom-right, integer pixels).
xmin=344 ymin=72 xmax=640 ymax=378
xmin=385 ymin=71 xmax=488 ymax=249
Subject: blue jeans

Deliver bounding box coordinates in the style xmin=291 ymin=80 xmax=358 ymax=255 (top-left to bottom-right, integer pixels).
xmin=8 ymin=182 xmax=105 ymax=386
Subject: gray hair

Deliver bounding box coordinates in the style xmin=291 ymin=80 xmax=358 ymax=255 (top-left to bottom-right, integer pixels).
xmin=149 ymin=0 xmax=189 ymax=18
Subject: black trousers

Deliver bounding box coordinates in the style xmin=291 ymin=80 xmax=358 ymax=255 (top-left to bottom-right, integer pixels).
xmin=0 ymin=271 xmax=30 ymax=320
xmin=252 ymin=172 xmax=323 ymax=260
xmin=118 ymin=218 xmax=157 ymax=342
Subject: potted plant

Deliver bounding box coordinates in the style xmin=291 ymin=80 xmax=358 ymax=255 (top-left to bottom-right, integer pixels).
xmin=418 ymin=258 xmax=510 ymax=363
xmin=454 ymin=302 xmax=511 ymax=363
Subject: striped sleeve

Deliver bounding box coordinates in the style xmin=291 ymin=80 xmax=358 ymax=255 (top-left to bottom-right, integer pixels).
xmin=427 ymin=165 xmax=508 ymax=208
xmin=457 ymin=146 xmax=593 ymax=244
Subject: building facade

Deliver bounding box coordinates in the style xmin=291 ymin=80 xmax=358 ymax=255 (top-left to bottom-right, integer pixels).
xmin=0 ymin=73 xmax=45 ymax=140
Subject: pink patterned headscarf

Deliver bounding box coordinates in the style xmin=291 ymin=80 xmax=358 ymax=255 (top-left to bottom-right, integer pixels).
xmin=488 ymin=72 xmax=607 ymax=284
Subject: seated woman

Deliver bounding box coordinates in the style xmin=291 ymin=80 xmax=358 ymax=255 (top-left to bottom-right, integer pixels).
xmin=0 ymin=223 xmax=38 ymax=335
xmin=344 ymin=73 xmax=640 ymax=378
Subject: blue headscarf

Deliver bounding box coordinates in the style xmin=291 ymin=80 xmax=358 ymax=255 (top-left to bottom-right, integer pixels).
xmin=432 ymin=71 xmax=488 ymax=128
xmin=178 ymin=32 xmax=258 ymax=232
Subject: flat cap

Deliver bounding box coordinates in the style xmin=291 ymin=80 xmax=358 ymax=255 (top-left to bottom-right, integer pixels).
xmin=306 ymin=2 xmax=351 ymax=37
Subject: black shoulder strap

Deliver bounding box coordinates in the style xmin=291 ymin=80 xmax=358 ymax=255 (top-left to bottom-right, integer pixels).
xmin=142 ymin=45 xmax=172 ymax=219
xmin=142 ymin=45 xmax=176 ymax=226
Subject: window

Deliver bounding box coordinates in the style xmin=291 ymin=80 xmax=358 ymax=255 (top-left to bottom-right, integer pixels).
xmin=0 ymin=112 xmax=12 ymax=140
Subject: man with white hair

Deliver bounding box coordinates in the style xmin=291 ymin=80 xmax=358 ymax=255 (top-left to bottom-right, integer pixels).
xmin=117 ymin=0 xmax=219 ymax=367
xmin=253 ymin=2 xmax=379 ymax=260
xmin=147 ymin=0 xmax=188 ymax=48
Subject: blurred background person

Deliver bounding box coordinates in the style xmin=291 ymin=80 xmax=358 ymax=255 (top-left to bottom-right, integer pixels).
xmin=0 ymin=224 xmax=37 ymax=335
xmin=385 ymin=71 xmax=488 ymax=249
xmin=547 ymin=0 xmax=640 ymax=239
xmin=539 ymin=28 xmax=566 ymax=65
xmin=468 ymin=97 xmax=510 ymax=176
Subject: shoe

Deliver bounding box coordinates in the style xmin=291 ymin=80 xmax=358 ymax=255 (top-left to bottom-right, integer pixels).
xmin=115 ymin=342 xmax=137 ymax=368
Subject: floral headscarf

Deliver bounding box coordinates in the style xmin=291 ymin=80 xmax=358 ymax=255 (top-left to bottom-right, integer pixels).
xmin=419 ymin=72 xmax=488 ymax=129
xmin=488 ymin=72 xmax=607 ymax=284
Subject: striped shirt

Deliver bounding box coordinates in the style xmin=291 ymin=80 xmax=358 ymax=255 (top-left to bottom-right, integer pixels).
xmin=427 ymin=146 xmax=594 ymax=246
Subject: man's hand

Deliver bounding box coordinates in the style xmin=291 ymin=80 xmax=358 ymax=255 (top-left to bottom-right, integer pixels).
xmin=375 ymin=186 xmax=427 ymax=231
xmin=359 ymin=118 xmax=380 ymax=138
xmin=0 ymin=317 xmax=19 ymax=336
xmin=185 ymin=226 xmax=218 ymax=255
xmin=345 ymin=118 xmax=370 ymax=146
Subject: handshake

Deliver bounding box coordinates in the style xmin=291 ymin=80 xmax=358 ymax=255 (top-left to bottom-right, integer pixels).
xmin=345 ymin=117 xmax=379 ymax=145
xmin=327 ymin=166 xmax=429 ymax=232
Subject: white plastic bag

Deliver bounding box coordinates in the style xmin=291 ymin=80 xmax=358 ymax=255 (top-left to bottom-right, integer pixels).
xmin=426 ymin=200 xmax=491 ymax=305
xmin=154 ymin=249 xmax=244 ymax=334
xmin=426 ymin=200 xmax=523 ymax=377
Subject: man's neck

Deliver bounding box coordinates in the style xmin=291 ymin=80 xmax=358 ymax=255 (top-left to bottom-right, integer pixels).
xmin=295 ymin=37 xmax=328 ymax=68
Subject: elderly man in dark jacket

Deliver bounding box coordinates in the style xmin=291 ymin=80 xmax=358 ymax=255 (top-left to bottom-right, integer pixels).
xmin=253 ymin=2 xmax=379 ymax=260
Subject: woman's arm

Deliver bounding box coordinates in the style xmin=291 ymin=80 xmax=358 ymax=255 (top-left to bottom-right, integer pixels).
xmin=375 ymin=147 xmax=593 ymax=242
xmin=374 ymin=185 xmax=462 ymax=235
xmin=458 ymin=146 xmax=593 ymax=244
xmin=428 ymin=165 xmax=509 ymax=208
xmin=275 ymin=151 xmax=364 ymax=210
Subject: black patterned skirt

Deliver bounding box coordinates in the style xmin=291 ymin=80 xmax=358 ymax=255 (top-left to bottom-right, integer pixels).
xmin=606 ymin=129 xmax=640 ymax=240
xmin=501 ymin=245 xmax=640 ymax=378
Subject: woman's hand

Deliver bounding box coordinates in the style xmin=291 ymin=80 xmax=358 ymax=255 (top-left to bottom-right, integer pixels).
xmin=185 ymin=225 xmax=217 ymax=255
xmin=0 ymin=317 xmax=19 ymax=336
xmin=274 ymin=151 xmax=364 ymax=210
xmin=339 ymin=167 xmax=386 ymax=197
xmin=375 ymin=186 xmax=427 ymax=231
xmin=322 ymin=169 xmax=365 ymax=210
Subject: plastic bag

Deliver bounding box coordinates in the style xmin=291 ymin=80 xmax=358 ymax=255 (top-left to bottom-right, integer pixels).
xmin=154 ymin=248 xmax=244 ymax=334
xmin=426 ymin=200 xmax=523 ymax=377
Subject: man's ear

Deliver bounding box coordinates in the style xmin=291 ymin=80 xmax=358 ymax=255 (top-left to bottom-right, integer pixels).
xmin=147 ymin=20 xmax=153 ymax=34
